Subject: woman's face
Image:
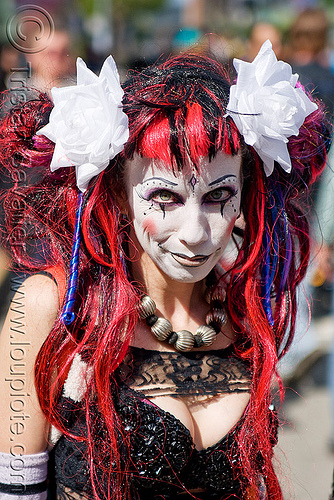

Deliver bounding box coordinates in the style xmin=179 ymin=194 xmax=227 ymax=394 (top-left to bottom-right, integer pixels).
xmin=124 ymin=151 xmax=242 ymax=283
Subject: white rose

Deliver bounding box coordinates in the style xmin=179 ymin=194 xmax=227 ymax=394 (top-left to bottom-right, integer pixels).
xmin=37 ymin=56 xmax=129 ymax=192
xmin=226 ymin=40 xmax=317 ymax=176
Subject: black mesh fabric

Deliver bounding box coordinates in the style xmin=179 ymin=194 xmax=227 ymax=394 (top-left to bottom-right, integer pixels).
xmin=116 ymin=346 xmax=251 ymax=397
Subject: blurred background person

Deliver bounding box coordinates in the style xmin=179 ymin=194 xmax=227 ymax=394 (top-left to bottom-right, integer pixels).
xmin=246 ymin=21 xmax=283 ymax=61
xmin=286 ymin=7 xmax=334 ymax=332
xmin=286 ymin=7 xmax=334 ymax=114
xmin=0 ymin=43 xmax=22 ymax=91
xmin=313 ymin=150 xmax=334 ymax=452
xmin=28 ymin=29 xmax=76 ymax=95
xmin=223 ymin=22 xmax=283 ymax=83
xmin=279 ymin=9 xmax=334 ymax=463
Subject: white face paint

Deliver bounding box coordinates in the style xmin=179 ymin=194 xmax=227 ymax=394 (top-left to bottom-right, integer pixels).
xmin=124 ymin=152 xmax=242 ymax=283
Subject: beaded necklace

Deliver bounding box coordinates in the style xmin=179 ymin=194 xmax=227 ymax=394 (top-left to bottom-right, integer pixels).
xmin=137 ymin=285 xmax=227 ymax=352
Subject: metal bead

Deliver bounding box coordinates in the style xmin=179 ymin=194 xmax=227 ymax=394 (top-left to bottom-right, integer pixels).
xmin=195 ymin=325 xmax=217 ymax=346
xmin=206 ymin=307 xmax=227 ymax=330
xmin=211 ymin=286 xmax=226 ymax=303
xmin=206 ymin=286 xmax=226 ymax=305
xmin=138 ymin=295 xmax=156 ymax=319
xmin=137 ymin=293 xmax=224 ymax=351
xmin=174 ymin=330 xmax=195 ymax=352
xmin=151 ymin=317 xmax=173 ymax=341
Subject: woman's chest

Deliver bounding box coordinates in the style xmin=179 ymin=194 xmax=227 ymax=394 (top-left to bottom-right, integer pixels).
xmin=115 ymin=346 xmax=251 ymax=449
xmin=53 ymin=347 xmax=253 ymax=498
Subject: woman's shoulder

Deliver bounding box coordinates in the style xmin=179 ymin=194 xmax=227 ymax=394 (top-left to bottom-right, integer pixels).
xmin=19 ymin=273 xmax=60 ymax=318
xmin=1 ymin=273 xmax=60 ymax=349
xmin=0 ymin=273 xmax=60 ymax=453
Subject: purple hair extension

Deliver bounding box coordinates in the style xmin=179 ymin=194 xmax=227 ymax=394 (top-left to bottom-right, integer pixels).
xmin=278 ymin=208 xmax=292 ymax=297
xmin=261 ymin=188 xmax=283 ymax=326
xmin=261 ymin=229 xmax=274 ymax=326
xmin=61 ymin=191 xmax=84 ymax=325
xmin=269 ymin=185 xmax=292 ymax=298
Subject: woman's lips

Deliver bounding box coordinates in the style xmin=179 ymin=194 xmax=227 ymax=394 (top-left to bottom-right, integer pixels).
xmin=170 ymin=252 xmax=210 ymax=267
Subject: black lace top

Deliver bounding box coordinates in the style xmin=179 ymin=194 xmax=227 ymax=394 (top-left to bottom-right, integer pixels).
xmin=52 ymin=346 xmax=271 ymax=500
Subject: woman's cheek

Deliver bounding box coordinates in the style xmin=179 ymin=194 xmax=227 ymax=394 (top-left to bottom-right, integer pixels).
xmin=142 ymin=217 xmax=157 ymax=238
xmin=223 ymin=197 xmax=240 ymax=219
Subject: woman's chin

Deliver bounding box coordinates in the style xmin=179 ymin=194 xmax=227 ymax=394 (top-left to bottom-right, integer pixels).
xmin=156 ymin=258 xmax=216 ymax=284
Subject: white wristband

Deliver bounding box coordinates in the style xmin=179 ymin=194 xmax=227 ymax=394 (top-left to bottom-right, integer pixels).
xmin=0 ymin=451 xmax=48 ymax=499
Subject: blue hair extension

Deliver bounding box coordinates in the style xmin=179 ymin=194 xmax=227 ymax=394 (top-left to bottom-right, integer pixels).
xmin=269 ymin=182 xmax=292 ymax=297
xmin=119 ymin=250 xmax=130 ymax=279
xmin=270 ymin=200 xmax=280 ymax=286
xmin=261 ymin=188 xmax=282 ymax=327
xmin=118 ymin=212 xmax=131 ymax=279
xmin=261 ymin=179 xmax=293 ymax=327
xmin=271 ymin=220 xmax=279 ymax=288
xmin=278 ymin=208 xmax=292 ymax=296
xmin=61 ymin=191 xmax=84 ymax=325
xmin=261 ymin=227 xmax=274 ymax=327
xmin=268 ymin=183 xmax=293 ymax=299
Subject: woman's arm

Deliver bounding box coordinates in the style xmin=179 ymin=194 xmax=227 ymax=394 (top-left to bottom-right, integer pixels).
xmin=0 ymin=274 xmax=60 ymax=454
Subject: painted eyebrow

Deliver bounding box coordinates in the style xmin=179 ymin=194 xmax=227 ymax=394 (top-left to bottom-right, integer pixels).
xmin=143 ymin=177 xmax=178 ymax=186
xmin=208 ymin=175 xmax=238 ymax=187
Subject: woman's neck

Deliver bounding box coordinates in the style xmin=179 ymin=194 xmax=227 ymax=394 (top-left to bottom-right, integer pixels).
xmin=128 ymin=237 xmax=235 ymax=351
xmin=130 ymin=245 xmax=208 ymax=331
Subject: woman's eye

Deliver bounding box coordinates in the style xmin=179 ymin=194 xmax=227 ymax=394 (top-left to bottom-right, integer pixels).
xmin=210 ymin=189 xmax=224 ymax=200
xmin=205 ymin=188 xmax=233 ymax=203
xmin=151 ymin=190 xmax=176 ymax=203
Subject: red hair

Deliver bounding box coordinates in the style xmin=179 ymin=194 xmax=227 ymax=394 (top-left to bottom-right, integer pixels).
xmin=0 ymin=54 xmax=329 ymax=499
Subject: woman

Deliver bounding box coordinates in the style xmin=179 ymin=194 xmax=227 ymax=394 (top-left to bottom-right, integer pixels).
xmin=0 ymin=41 xmax=329 ymax=499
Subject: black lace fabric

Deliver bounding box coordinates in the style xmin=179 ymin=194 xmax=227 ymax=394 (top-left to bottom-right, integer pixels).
xmin=116 ymin=346 xmax=251 ymax=398
xmin=53 ymin=346 xmax=255 ymax=499
xmin=56 ymin=485 xmax=90 ymax=499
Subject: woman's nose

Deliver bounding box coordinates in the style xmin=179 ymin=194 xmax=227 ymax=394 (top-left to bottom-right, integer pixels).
xmin=177 ymin=205 xmax=210 ymax=247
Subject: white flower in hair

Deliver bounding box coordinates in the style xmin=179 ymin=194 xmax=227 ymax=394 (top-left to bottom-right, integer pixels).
xmin=37 ymin=56 xmax=129 ymax=192
xmin=226 ymin=40 xmax=317 ymax=176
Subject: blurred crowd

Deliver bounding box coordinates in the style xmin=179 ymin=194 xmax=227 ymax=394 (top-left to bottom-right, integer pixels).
xmin=0 ymin=0 xmax=334 ymax=480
